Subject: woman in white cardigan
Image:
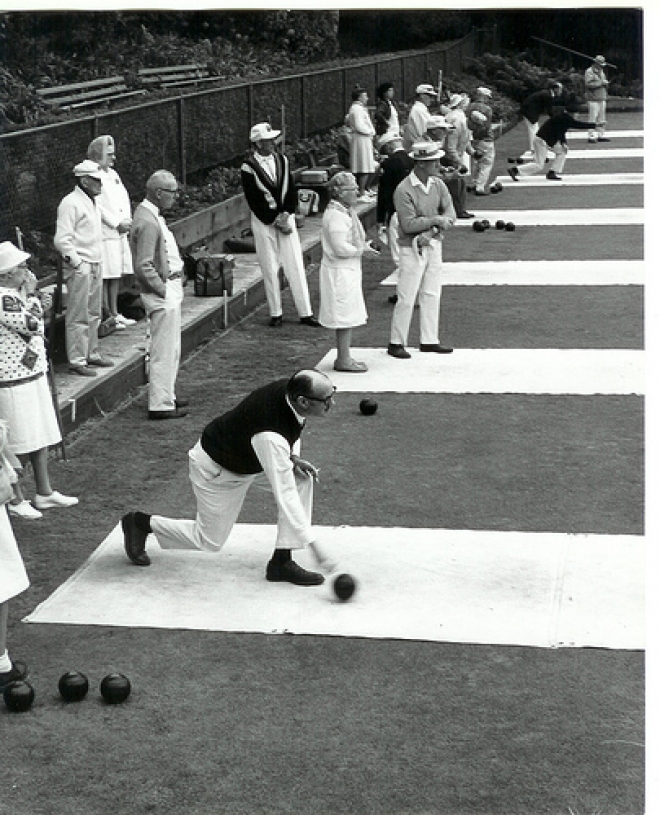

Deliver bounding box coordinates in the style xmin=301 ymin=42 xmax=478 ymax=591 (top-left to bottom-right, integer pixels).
xmin=319 ymin=172 xmax=369 ymax=373
xmin=345 ymin=86 xmax=376 ymax=201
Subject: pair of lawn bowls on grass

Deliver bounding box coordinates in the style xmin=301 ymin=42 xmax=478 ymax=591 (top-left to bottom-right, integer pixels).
xmin=473 ymin=218 xmax=516 ymax=233
xmin=3 ymin=671 xmax=131 ymax=713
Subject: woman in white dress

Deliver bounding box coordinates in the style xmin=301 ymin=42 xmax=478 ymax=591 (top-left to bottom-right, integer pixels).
xmin=319 ymin=172 xmax=369 ymax=373
xmin=345 ymin=86 xmax=376 ymax=201
xmin=0 ymin=242 xmax=78 ymax=519
xmin=87 ymin=135 xmax=135 ymax=331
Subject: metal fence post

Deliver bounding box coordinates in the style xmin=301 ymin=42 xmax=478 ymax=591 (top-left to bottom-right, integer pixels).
xmin=301 ymin=75 xmax=306 ymax=138
xmin=178 ymin=95 xmax=187 ymax=185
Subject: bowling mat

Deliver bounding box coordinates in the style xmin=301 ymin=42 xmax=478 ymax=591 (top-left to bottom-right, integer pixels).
xmin=25 ymin=524 xmax=643 ymax=650
xmin=379 ymin=260 xmax=644 ymax=287
xmin=495 ymin=172 xmax=643 ymax=187
xmin=315 ymin=348 xmax=644 ymax=395
xmin=453 ymin=208 xmax=643 ymax=227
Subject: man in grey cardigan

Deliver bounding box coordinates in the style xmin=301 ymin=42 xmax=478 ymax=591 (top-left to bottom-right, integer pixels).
xmin=129 ymin=170 xmax=188 ymax=420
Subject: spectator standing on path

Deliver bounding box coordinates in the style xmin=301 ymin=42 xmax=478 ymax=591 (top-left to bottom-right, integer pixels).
xmin=87 ymin=135 xmax=136 ymax=334
xmin=508 ymin=101 xmax=596 ymax=182
xmin=319 ymin=172 xmax=370 ymax=373
xmin=425 ymin=114 xmax=473 ymax=220
xmin=0 ymin=242 xmax=78 ymax=519
xmin=374 ymin=81 xmax=401 ymax=141
xmin=376 ymin=132 xmax=415 ymax=305
xmin=387 ymin=142 xmax=456 ymax=360
xmin=402 ymin=83 xmax=437 ymax=151
xmin=466 ymin=87 xmax=497 ymax=196
xmin=121 ymin=369 xmax=337 ymax=587
xmin=345 ymin=86 xmax=377 ymax=201
xmin=241 ymin=122 xmax=320 ymax=329
xmin=54 ymin=160 xmax=113 ymax=376
xmin=130 ymin=170 xmax=188 ymax=421
xmin=0 ymin=418 xmax=30 ymax=688
xmin=445 ymin=92 xmax=474 ymax=175
xmin=519 ymin=82 xmax=564 ymax=156
xmin=584 ymin=55 xmax=610 ymax=142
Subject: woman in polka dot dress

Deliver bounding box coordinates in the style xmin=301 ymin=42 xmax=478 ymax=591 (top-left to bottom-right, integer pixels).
xmin=0 ymin=242 xmax=78 ymax=519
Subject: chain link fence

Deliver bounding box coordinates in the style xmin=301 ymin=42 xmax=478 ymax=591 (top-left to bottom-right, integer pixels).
xmin=0 ymin=30 xmax=481 ymax=242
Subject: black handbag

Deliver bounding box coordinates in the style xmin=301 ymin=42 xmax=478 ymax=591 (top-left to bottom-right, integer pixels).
xmin=192 ymin=253 xmax=235 ymax=297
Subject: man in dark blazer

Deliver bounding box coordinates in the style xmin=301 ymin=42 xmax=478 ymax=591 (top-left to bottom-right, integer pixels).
xmin=240 ymin=122 xmax=319 ymax=328
xmin=129 ymin=170 xmax=188 ymax=420
xmin=520 ymin=81 xmax=564 ymax=156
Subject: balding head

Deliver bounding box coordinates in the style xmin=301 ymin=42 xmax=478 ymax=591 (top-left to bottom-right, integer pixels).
xmin=287 ymin=369 xmax=336 ymax=416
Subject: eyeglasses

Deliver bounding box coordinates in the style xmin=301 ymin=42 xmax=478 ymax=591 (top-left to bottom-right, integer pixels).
xmin=305 ymin=386 xmax=337 ymax=408
xmin=158 ymin=188 xmax=179 ymax=196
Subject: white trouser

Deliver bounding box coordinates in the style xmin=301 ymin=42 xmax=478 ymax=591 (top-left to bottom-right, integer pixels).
xmin=390 ymin=241 xmax=443 ymax=347
xmin=151 ymin=441 xmax=313 ymax=552
xmin=588 ymin=100 xmax=607 ymax=139
xmin=388 ymin=212 xmax=401 ymax=280
xmin=140 ymin=277 xmax=183 ymax=412
xmin=63 ymin=261 xmax=102 ymax=366
xmin=523 ymin=118 xmax=539 ymax=153
xmin=251 ymin=214 xmax=312 ymax=318
xmin=517 ymin=136 xmax=568 ymax=176
xmin=471 ymin=139 xmax=495 ymax=192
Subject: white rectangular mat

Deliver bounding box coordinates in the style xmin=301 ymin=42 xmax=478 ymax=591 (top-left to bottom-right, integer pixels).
xmin=380 ymin=260 xmax=644 ymax=287
xmin=495 ymin=172 xmax=643 ymax=187
xmin=552 ymin=147 xmax=643 ymax=159
xmin=316 ymin=349 xmax=644 ymax=395
xmin=24 ymin=525 xmax=643 ymax=650
xmin=454 ymin=208 xmax=643 ymax=227
xmin=570 ymin=130 xmax=643 ymax=140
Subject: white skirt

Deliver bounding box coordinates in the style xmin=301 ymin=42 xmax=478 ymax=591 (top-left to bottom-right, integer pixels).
xmin=0 ymin=375 xmax=62 ymax=455
xmin=0 ymin=507 xmax=30 ymax=604
xmin=319 ymin=260 xmax=368 ymax=329
xmin=102 ymin=235 xmax=134 ymax=280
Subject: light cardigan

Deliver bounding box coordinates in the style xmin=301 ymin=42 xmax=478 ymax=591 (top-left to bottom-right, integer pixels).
xmin=54 ymin=185 xmax=103 ymax=267
xmin=393 ymin=172 xmax=455 ymax=248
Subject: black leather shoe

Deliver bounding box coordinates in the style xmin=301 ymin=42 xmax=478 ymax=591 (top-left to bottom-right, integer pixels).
xmin=388 ymin=293 xmax=399 ymax=304
xmin=269 ymin=316 xmax=283 ymax=327
xmin=420 ymin=344 xmax=453 ymax=354
xmin=121 ymin=512 xmax=151 ymax=566
xmin=300 ymin=315 xmax=321 ymax=327
xmin=546 ymin=171 xmax=562 ymax=181
xmin=457 ymin=211 xmax=475 ymax=219
xmin=175 ymin=398 xmax=190 ymax=409
xmin=387 ymin=343 xmax=411 ymax=359
xmin=266 ymin=558 xmax=324 ymax=586
xmin=597 ymin=137 xmax=610 ymax=142
xmin=148 ymin=408 xmax=189 ymax=420
xmin=0 ymin=660 xmax=29 ymax=688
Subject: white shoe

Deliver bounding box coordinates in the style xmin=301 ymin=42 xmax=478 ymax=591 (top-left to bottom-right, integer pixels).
xmin=113 ymin=320 xmax=127 ymax=330
xmin=357 ymin=195 xmax=372 ymax=203
xmin=116 ymin=314 xmax=137 ymax=326
xmin=33 ymin=491 xmax=79 ymax=510
xmin=8 ymin=500 xmax=43 ymax=519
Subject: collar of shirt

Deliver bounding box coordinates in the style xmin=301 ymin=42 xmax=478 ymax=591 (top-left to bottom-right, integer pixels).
xmin=141 ymin=198 xmax=162 ymax=220
xmin=254 ymin=152 xmax=277 ymax=181
xmin=410 ymin=172 xmax=434 ymax=195
xmin=285 ymin=394 xmax=306 ymax=426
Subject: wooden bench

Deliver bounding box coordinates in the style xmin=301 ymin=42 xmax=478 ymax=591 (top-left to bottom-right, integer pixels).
xmin=137 ymin=64 xmax=216 ymax=90
xmin=36 ymin=76 xmax=146 ymax=111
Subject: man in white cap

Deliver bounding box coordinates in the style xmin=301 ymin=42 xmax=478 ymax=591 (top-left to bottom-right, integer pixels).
xmin=402 ymin=84 xmax=437 ymax=151
xmin=130 ymin=170 xmax=188 ymax=421
xmin=387 ymin=142 xmax=455 ymax=360
xmin=54 ymin=159 xmax=113 ymax=376
xmin=425 ymin=115 xmax=472 ymax=220
xmin=584 ymin=55 xmax=610 ymax=142
xmin=240 ymin=122 xmax=319 ymax=328
xmin=466 ymin=87 xmax=497 ymax=196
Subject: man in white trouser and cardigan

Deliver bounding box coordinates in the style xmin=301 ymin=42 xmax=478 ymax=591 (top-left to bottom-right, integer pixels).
xmin=130 ymin=170 xmax=188 ymax=421
xmin=120 ymin=370 xmax=337 ymax=586
xmin=241 ymin=122 xmax=320 ymax=328
xmin=387 ymin=142 xmax=456 ymax=360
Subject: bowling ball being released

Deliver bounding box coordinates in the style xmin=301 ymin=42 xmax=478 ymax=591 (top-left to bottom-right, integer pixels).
xmin=505 ymin=222 xmax=516 ymax=231
xmin=359 ymin=398 xmax=378 ymax=416
xmin=58 ymin=671 xmax=89 ymax=703
xmin=333 ymin=573 xmax=357 ymax=602
xmin=100 ymin=673 xmax=131 ymax=705
xmin=496 ymin=220 xmax=506 ymax=230
xmin=3 ymin=680 xmax=35 ymax=712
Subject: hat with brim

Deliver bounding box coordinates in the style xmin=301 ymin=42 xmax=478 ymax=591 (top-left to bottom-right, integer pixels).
xmin=426 ymin=115 xmax=454 ymax=130
xmin=476 ymin=86 xmax=492 ymax=98
xmin=0 ymin=241 xmax=30 ymax=274
xmin=415 ymin=83 xmax=437 ymax=97
xmin=249 ymin=122 xmax=282 ymax=143
xmin=409 ymin=142 xmax=444 ymax=161
xmin=594 ymin=55 xmax=607 ymax=66
xmin=73 ymin=159 xmax=103 ymax=179
xmin=448 ymin=93 xmax=463 ymax=108
xmin=378 ymin=132 xmax=403 ymax=148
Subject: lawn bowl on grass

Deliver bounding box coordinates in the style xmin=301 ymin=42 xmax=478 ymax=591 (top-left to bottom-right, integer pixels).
xmin=58 ymin=671 xmax=89 ymax=703
xmin=3 ymin=680 xmax=35 ymax=712
xmin=100 ymin=673 xmax=131 ymax=705
xmin=359 ymin=398 xmax=378 ymax=416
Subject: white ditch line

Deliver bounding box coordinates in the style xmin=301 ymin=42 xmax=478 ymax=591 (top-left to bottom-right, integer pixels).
xmin=570 ymin=130 xmax=643 ymax=139
xmin=379 ymin=260 xmax=644 ymax=287
xmin=495 ymin=172 xmax=643 ymax=187
xmin=453 ymin=208 xmax=643 ymax=227
xmin=316 ymin=348 xmax=644 ymax=395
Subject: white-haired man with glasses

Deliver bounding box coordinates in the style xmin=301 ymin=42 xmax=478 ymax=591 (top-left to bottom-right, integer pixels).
xmin=130 ymin=170 xmax=188 ymax=421
xmin=121 ymin=369 xmax=337 ymax=586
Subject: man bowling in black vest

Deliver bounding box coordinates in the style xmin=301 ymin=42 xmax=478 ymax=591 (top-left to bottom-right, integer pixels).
xmin=121 ymin=370 xmax=337 ymax=586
